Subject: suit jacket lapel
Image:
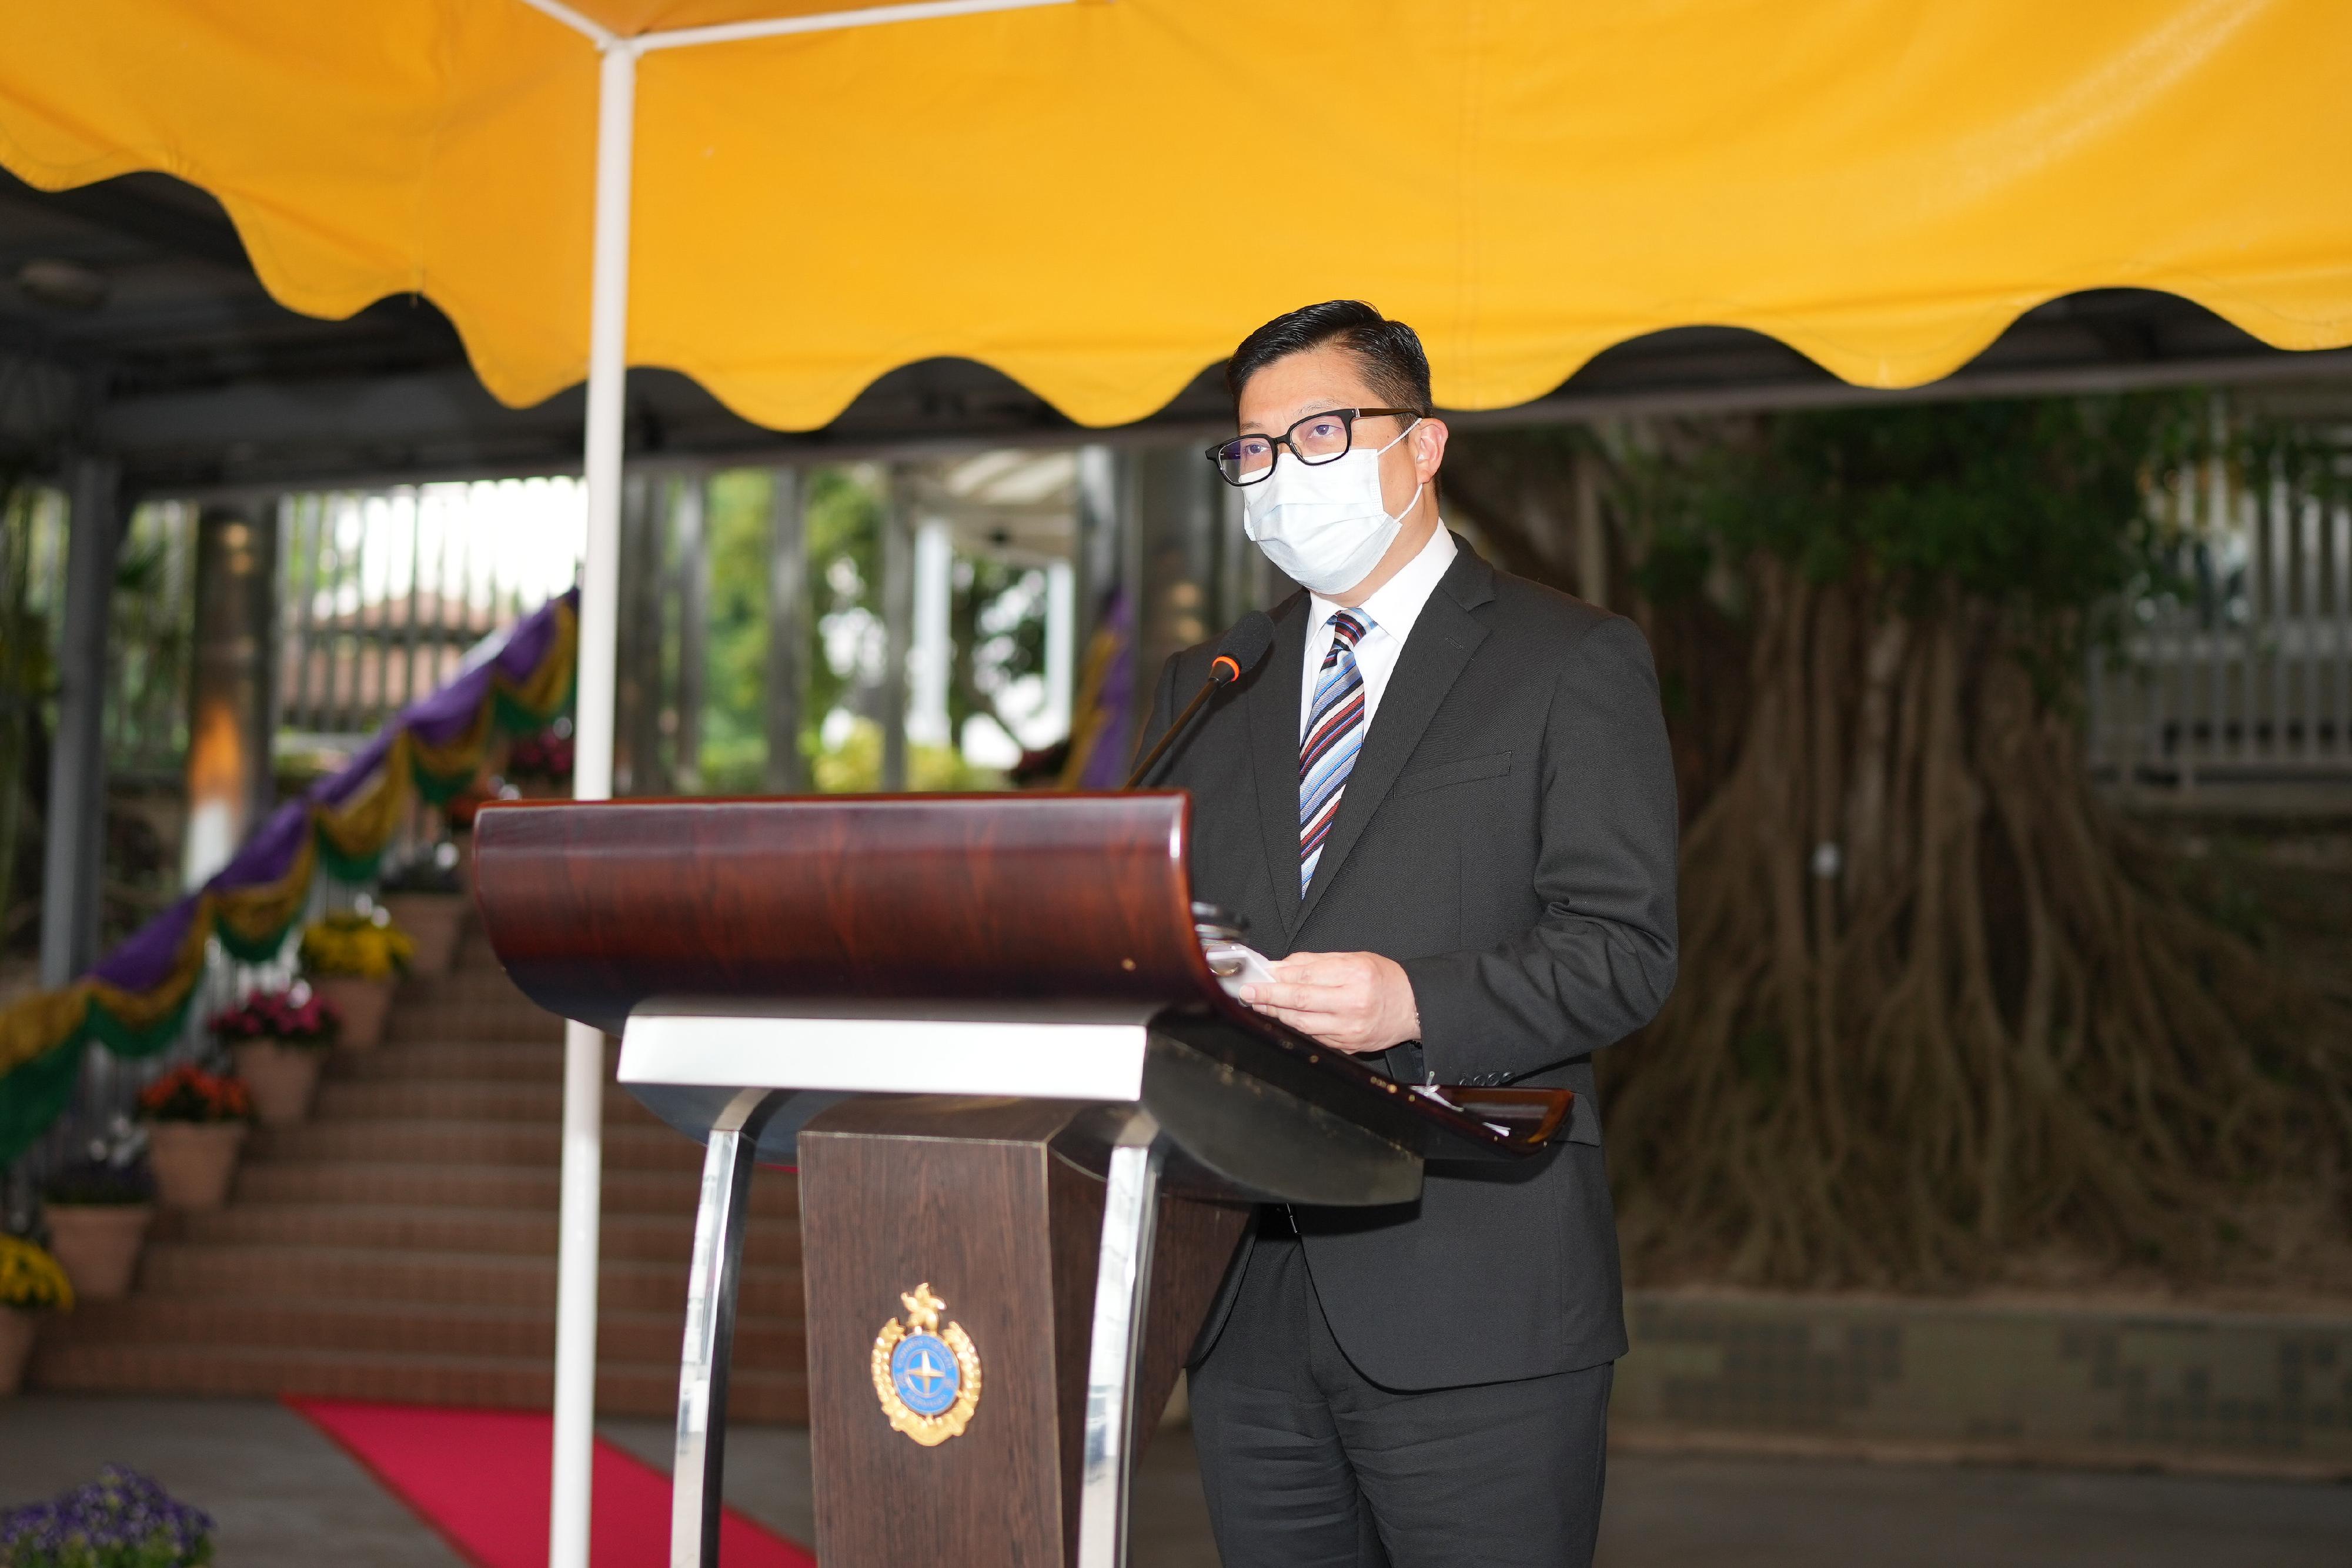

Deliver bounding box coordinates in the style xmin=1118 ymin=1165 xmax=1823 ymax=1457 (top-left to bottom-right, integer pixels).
xmin=1248 ymin=591 xmax=1311 ymax=942
xmin=1296 ymin=543 xmax=1496 ymax=929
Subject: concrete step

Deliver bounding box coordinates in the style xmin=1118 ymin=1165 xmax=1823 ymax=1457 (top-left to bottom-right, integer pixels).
xmin=331 ymin=1041 xmax=597 ymax=1084
xmin=38 ymin=1298 xmax=804 ymax=1368
xmin=135 ymin=1244 xmax=801 ymax=1316
xmin=310 ymin=1079 xmax=666 ymax=1126
xmin=385 ymin=999 xmax=566 ymax=1045
xmin=249 ymin=1119 xmax=707 ymax=1172
xmin=29 ymin=1343 xmax=807 ymax=1422
xmin=173 ymin=1203 xmax=801 ymax=1266
xmin=398 ymin=969 xmax=543 ymax=1007
xmin=234 ymin=1159 xmax=800 ymax=1218
xmin=46 ymin=911 xmax=816 ymax=1419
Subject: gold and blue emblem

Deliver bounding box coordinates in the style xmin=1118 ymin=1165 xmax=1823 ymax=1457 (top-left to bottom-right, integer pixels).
xmin=870 ymin=1282 xmax=983 ymax=1446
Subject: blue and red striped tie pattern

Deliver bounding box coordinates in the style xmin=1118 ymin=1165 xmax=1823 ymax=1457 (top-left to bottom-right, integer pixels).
xmin=1299 ymin=609 xmax=1372 ymax=895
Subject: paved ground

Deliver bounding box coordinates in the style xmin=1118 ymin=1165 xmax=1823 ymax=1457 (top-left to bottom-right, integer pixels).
xmin=0 ymin=1395 xmax=457 ymax=1568
xmin=5 ymin=1394 xmax=2348 ymax=1566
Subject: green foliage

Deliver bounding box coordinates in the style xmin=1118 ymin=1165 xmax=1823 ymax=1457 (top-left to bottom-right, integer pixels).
xmin=0 ymin=1466 xmax=215 ymax=1567
xmin=1629 ymin=394 xmax=2207 ymax=672
xmin=697 ymin=471 xmax=778 ymax=793
xmin=0 ymin=474 xmax=56 ymax=944
xmin=948 ymin=556 xmax=1049 ymax=754
xmin=689 ymin=465 xmax=1049 ymax=788
xmin=810 ymin=718 xmax=1002 ymax=793
xmin=688 ymin=466 xmax=888 ymax=792
xmin=104 ymin=513 xmax=193 ymax=777
xmin=806 ymin=466 xmax=884 ymax=761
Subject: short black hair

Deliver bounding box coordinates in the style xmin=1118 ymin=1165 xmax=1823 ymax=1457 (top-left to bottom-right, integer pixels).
xmin=1224 ymin=300 xmax=1433 ymax=416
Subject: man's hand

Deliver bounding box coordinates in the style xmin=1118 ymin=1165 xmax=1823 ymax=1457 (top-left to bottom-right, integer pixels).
xmin=1240 ymin=951 xmax=1421 ymax=1054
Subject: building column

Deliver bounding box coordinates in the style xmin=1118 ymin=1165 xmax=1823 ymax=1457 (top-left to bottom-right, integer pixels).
xmin=613 ymin=470 xmax=662 ymax=796
xmin=764 ymin=469 xmax=809 ymax=794
xmin=1134 ymin=444 xmax=1221 ymax=696
xmin=1068 ymin=445 xmax=1138 ymax=785
xmin=182 ymin=499 xmax=278 ymax=890
xmin=1042 ymin=558 xmax=1075 ymax=748
xmin=1073 ymin=444 xmax=1131 ymax=653
xmin=671 ymin=473 xmax=709 ymax=794
xmin=39 ymin=457 xmax=121 ymax=985
xmin=1573 ymin=450 xmax=1609 ymax=608
xmin=878 ymin=466 xmax=914 ymax=791
xmin=908 ymin=519 xmax=953 ymax=752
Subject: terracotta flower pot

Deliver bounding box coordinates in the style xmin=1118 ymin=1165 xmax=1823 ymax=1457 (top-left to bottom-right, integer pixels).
xmin=381 ymin=892 xmax=467 ymax=977
xmin=0 ymin=1306 xmax=34 ymax=1395
xmin=146 ymin=1122 xmax=248 ymax=1210
xmin=314 ymin=975 xmax=396 ymax=1051
xmin=42 ymin=1204 xmax=153 ymax=1300
xmin=230 ymin=1041 xmax=325 ymax=1125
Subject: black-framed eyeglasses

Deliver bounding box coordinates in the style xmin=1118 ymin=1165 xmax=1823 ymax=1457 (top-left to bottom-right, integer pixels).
xmin=1204 ymin=407 xmax=1422 ymax=487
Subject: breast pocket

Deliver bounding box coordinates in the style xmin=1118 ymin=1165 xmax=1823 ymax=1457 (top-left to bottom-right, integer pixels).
xmin=1395 ymin=750 xmax=1513 ymax=798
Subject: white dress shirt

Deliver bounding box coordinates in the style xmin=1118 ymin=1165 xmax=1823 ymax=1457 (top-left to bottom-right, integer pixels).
xmin=1299 ymin=524 xmax=1458 ymax=740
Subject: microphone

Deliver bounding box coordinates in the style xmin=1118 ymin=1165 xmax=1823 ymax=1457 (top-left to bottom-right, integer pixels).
xmin=1125 ymin=610 xmax=1275 ymax=788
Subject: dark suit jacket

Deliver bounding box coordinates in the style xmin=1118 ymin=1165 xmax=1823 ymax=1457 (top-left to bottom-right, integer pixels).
xmin=1138 ymin=537 xmax=1679 ymax=1390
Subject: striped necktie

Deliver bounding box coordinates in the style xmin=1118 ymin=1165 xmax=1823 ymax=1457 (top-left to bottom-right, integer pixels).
xmin=1299 ymin=609 xmax=1373 ymax=895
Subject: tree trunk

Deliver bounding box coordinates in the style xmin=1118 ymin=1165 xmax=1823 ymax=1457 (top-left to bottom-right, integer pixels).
xmin=1600 ymin=554 xmax=2352 ymax=1288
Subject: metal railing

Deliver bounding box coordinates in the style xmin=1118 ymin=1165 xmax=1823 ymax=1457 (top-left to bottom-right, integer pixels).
xmin=276 ymin=480 xmax=585 ymax=743
xmin=2088 ymin=454 xmax=2352 ymax=788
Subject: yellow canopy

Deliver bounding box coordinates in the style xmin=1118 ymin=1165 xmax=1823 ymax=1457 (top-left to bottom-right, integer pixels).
xmin=3 ymin=1 xmax=2346 ymax=430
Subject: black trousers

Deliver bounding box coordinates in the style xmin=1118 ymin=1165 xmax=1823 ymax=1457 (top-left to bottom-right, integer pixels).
xmin=1188 ymin=1233 xmax=1612 ymax=1568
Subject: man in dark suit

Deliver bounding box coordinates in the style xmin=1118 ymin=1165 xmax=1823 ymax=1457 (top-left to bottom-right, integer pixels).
xmin=1136 ymin=301 xmax=1679 ymax=1568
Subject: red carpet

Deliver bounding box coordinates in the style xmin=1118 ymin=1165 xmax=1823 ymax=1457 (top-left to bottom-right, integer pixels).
xmin=289 ymin=1399 xmax=817 ymax=1568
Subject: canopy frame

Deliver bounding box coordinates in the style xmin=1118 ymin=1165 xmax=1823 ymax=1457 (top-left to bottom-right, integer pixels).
xmin=513 ymin=4 xmax=1087 ymax=1565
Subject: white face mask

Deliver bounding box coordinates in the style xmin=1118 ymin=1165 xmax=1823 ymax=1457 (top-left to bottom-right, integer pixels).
xmin=1241 ymin=419 xmax=1424 ymax=596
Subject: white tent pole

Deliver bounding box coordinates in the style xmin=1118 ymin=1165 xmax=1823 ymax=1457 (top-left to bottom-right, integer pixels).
xmin=516 ymin=5 xmax=1082 ymax=1564
xmin=550 ymin=38 xmax=635 ymax=1568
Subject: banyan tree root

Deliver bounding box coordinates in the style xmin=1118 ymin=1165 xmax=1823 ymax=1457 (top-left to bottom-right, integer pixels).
xmin=1602 ymin=557 xmax=2352 ymax=1289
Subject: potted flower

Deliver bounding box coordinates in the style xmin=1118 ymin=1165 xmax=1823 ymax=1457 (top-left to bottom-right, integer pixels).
xmin=0 ymin=1466 xmax=216 ymax=1564
xmin=299 ymin=908 xmax=415 ymax=1051
xmin=40 ymin=1148 xmax=155 ymax=1301
xmin=138 ymin=1065 xmax=253 ymax=1211
xmin=0 ymin=1232 xmax=73 ymax=1395
xmin=503 ymin=724 xmax=574 ymax=799
xmin=209 ymin=985 xmax=339 ymax=1125
xmin=377 ymin=841 xmax=468 ymax=977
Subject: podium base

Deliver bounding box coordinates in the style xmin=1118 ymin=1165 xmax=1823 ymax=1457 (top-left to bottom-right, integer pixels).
xmin=672 ymin=1094 xmax=1247 ymax=1568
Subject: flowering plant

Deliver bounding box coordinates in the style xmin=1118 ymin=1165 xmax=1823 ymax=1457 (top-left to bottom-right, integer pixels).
xmin=206 ymin=985 xmax=339 ymax=1049
xmin=135 ymin=1065 xmax=253 ymax=1126
xmin=0 ymin=1466 xmax=214 ymax=1566
xmin=0 ymin=1233 xmax=74 ymax=1310
xmin=43 ymin=1155 xmax=155 ymax=1208
xmin=506 ymin=726 xmax=574 ymax=783
xmin=299 ymin=909 xmax=415 ymax=980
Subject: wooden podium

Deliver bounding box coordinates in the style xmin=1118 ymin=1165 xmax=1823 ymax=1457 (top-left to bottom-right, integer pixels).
xmin=474 ymin=794 xmax=1568 ymax=1568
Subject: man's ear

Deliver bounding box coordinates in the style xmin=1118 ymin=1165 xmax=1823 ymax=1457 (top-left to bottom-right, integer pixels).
xmin=1413 ymin=416 xmax=1451 ymax=482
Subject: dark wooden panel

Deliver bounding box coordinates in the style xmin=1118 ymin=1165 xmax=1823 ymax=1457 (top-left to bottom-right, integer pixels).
xmin=800 ymin=1099 xmax=1075 ymax=1568
xmin=799 ymin=1098 xmax=1249 ymax=1568
xmin=473 ymin=794 xmax=1201 ymax=1033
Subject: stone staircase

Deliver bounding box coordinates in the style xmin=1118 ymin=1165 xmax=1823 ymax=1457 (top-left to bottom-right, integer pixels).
xmin=33 ymin=927 xmax=808 ymax=1420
